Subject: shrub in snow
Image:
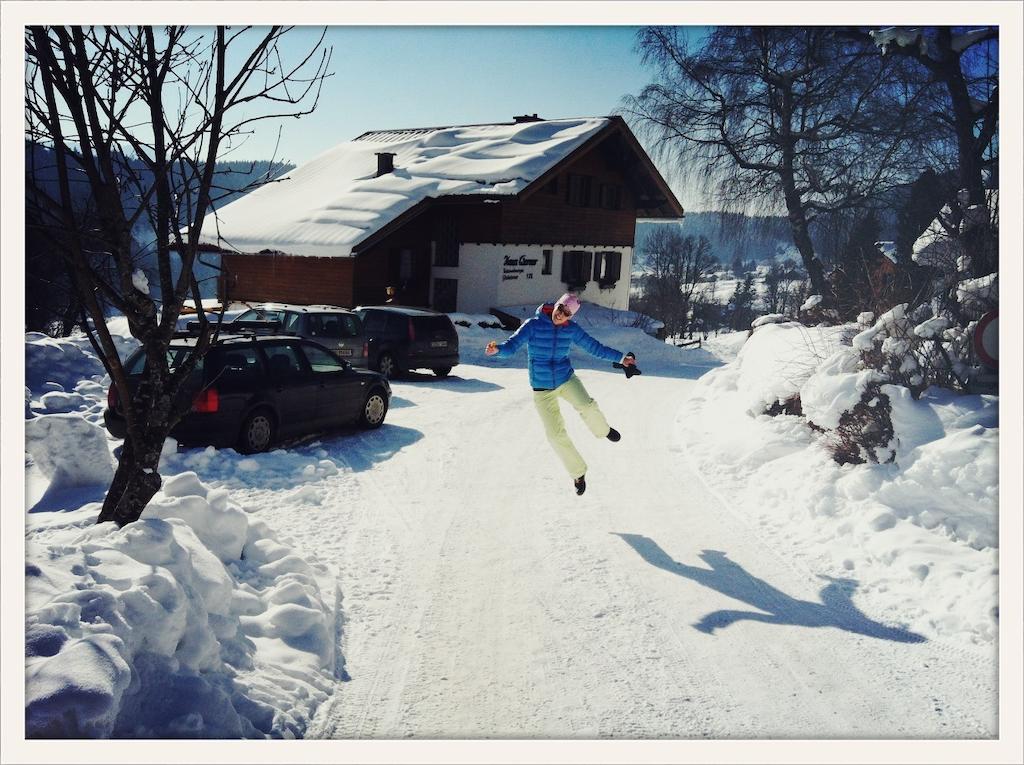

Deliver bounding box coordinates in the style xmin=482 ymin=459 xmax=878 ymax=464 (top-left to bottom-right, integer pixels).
xmin=798 ymin=348 xmax=895 ymax=464
xmin=764 ymin=394 xmax=803 ymax=417
xmin=797 ymin=294 xmax=842 ymax=327
xmin=682 ymin=319 xmax=998 ymax=646
xmin=25 ymin=414 xmax=115 ymax=490
xmin=25 ymin=472 xmax=336 ymax=738
xmin=851 ymin=301 xmax=987 ymax=395
xmin=824 ymin=384 xmax=897 ymax=465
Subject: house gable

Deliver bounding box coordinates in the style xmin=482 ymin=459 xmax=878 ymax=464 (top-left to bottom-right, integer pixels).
xmin=350 ymin=117 xmax=682 ymax=255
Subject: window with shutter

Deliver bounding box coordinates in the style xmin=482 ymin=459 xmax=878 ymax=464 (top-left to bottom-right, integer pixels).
xmin=598 ymin=251 xmax=621 ymax=287
xmin=561 ymin=250 xmax=592 ymax=290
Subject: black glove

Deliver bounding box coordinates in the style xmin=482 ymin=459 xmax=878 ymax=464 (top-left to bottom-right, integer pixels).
xmin=612 ymin=352 xmax=641 ymax=379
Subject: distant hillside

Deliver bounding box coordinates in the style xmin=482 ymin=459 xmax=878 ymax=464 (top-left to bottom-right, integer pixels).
xmin=25 ymin=142 xmax=294 ymax=223
xmin=638 ymin=213 xmax=798 ymax=266
xmin=25 ymin=142 xmax=294 ymax=303
xmin=637 ymin=208 xmax=900 ymax=269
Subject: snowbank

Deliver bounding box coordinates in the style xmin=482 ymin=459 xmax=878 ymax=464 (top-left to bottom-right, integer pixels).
xmin=25 ymin=328 xmax=340 ymax=738
xmin=25 ymin=414 xmax=115 ymax=491
xmin=25 ymin=472 xmax=338 ymax=738
xmin=679 ymin=321 xmax=998 ymax=648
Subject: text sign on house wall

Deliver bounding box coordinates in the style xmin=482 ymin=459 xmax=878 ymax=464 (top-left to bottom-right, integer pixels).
xmin=502 ymin=253 xmax=539 ymax=281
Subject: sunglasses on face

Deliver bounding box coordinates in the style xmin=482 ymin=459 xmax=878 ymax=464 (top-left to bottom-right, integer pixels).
xmin=554 ymin=305 xmax=571 ymax=318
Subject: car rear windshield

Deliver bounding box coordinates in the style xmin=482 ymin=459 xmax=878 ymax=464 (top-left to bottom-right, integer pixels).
xmin=237 ymin=308 xmax=284 ymax=323
xmin=125 ymin=346 xmax=203 ymax=376
xmin=236 ymin=309 xmax=302 ymax=333
xmin=413 ymin=316 xmax=455 ymax=334
xmin=310 ymin=313 xmax=361 ymax=338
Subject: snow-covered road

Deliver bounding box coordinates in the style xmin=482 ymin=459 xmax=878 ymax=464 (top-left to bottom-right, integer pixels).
xmin=232 ymin=358 xmax=995 ymax=739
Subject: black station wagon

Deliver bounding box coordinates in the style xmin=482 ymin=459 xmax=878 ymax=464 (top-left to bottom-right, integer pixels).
xmin=104 ymin=334 xmax=391 ymax=453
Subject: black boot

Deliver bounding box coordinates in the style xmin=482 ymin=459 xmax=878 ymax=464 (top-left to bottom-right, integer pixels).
xmin=606 ymin=427 xmax=621 ymax=442
xmin=574 ymin=475 xmax=586 ymax=495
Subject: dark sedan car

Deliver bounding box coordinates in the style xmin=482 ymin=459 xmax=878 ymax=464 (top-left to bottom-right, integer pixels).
xmin=104 ymin=334 xmax=391 ymax=453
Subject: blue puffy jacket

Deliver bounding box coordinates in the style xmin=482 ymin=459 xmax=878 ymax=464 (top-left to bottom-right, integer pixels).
xmin=493 ymin=303 xmax=624 ymax=389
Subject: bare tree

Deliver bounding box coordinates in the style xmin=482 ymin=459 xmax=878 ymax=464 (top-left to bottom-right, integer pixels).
xmin=842 ymin=26 xmax=999 ymax=277
xmin=635 ymin=226 xmax=717 ymax=338
xmin=629 ymin=27 xmax=924 ymax=300
xmin=25 ymin=26 xmax=332 ymax=527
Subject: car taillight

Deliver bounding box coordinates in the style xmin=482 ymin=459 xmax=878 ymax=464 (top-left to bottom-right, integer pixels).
xmin=362 ymin=341 xmax=369 ymax=358
xmin=107 ymin=386 xmax=119 ymax=410
xmin=191 ymin=387 xmax=219 ymax=413
xmin=408 ymin=319 xmax=416 ymax=342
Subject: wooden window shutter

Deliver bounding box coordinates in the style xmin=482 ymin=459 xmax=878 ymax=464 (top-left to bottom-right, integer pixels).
xmin=605 ymin=251 xmax=622 ymax=284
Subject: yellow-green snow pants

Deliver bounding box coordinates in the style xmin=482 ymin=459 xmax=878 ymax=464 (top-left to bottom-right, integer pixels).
xmin=533 ymin=374 xmax=610 ymax=480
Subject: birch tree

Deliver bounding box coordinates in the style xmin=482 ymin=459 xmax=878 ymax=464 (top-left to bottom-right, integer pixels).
xmin=25 ymin=26 xmax=331 ymax=526
xmin=629 ymin=27 xmax=924 ymax=301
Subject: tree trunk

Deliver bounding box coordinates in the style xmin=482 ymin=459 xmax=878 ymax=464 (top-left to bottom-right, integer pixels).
xmin=97 ymin=430 xmax=167 ymax=527
xmin=781 ymin=176 xmax=828 ymax=299
xmin=96 ymin=366 xmax=179 ymax=527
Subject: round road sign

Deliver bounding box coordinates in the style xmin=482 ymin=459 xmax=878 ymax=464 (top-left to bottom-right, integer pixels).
xmin=973 ymin=310 xmax=998 ymax=369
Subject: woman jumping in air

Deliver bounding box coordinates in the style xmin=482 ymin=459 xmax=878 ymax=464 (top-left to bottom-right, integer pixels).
xmin=485 ymin=293 xmax=637 ymax=496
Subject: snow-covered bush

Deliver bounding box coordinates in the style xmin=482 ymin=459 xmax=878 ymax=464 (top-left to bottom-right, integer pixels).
xmin=687 ymin=320 xmax=998 ymax=647
xmin=797 ymin=294 xmax=842 ymax=326
xmin=825 ymin=383 xmax=897 ymax=465
xmin=797 ymin=344 xmax=894 ymax=464
xmin=850 ymin=294 xmax=995 ymax=396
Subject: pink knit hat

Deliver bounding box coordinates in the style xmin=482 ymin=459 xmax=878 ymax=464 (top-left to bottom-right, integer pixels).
xmin=555 ymin=293 xmax=581 ymax=317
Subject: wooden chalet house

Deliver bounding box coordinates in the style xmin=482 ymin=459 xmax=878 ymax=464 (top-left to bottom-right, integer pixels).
xmin=198 ymin=115 xmax=683 ymax=314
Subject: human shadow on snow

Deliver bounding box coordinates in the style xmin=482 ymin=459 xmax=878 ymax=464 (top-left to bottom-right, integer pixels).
xmin=613 ymin=534 xmax=925 ymax=644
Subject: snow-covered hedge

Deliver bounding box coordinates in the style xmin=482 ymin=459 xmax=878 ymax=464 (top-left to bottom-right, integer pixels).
xmin=25 ymin=472 xmax=338 ymax=738
xmin=683 ymin=322 xmax=998 ymax=647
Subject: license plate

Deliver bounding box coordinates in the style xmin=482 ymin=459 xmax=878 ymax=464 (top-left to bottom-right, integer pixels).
xmin=431 ymin=341 xmax=447 ymax=348
xmin=338 ymin=348 xmax=353 ymax=356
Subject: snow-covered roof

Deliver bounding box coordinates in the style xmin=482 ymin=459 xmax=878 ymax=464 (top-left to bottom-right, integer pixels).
xmin=912 ymin=189 xmax=999 ymax=270
xmin=198 ymin=117 xmax=613 ymax=258
xmin=875 ymin=241 xmax=898 ymax=264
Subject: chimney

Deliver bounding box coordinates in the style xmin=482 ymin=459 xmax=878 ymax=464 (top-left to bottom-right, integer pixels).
xmin=513 ymin=113 xmax=542 ymax=123
xmin=375 ymin=152 xmax=396 ymax=177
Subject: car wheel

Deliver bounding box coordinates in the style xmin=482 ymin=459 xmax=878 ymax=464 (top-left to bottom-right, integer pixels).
xmin=432 ymin=366 xmax=452 ymax=378
xmin=359 ymin=389 xmax=388 ymax=429
xmin=238 ymin=408 xmax=275 ymax=453
xmin=377 ymin=352 xmax=399 ymax=379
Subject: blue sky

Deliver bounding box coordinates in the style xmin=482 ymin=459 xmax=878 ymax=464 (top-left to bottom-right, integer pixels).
xmin=224 ymin=26 xmax=704 ymax=166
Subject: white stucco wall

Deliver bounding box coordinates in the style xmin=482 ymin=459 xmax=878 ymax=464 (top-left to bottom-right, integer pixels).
xmin=432 ymin=243 xmax=633 ymax=314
